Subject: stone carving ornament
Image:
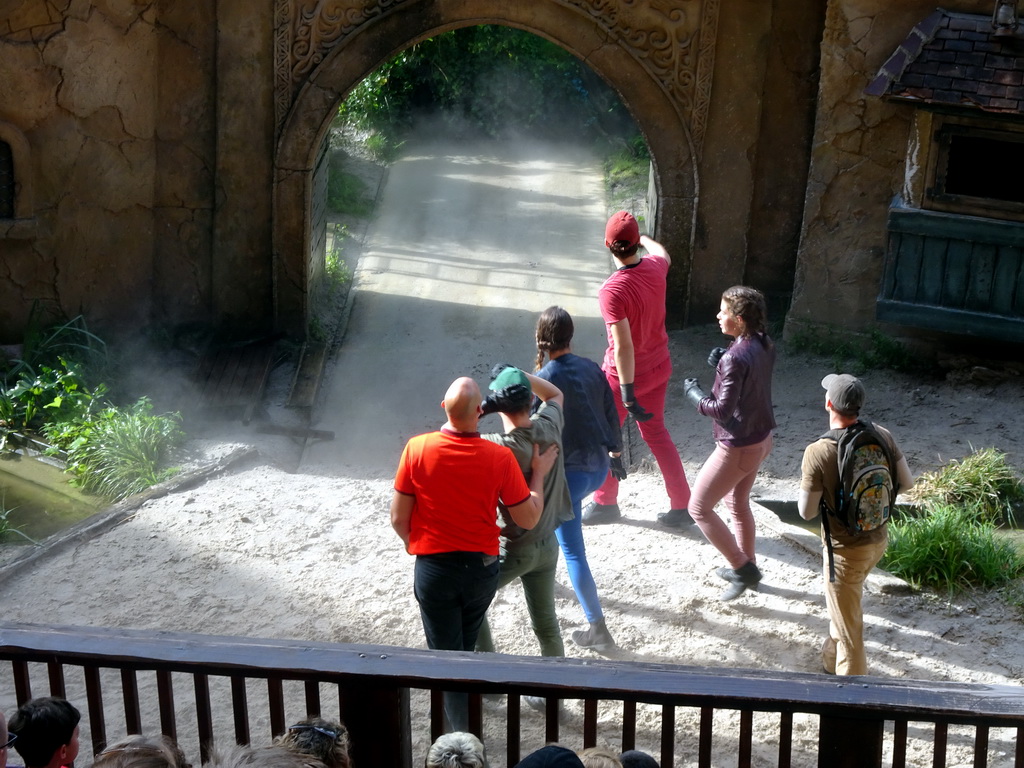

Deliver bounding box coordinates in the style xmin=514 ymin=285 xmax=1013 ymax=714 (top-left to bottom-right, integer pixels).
xmin=274 ymin=0 xmax=717 ymax=155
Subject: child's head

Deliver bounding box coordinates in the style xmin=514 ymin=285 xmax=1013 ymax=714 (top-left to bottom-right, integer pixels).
xmin=577 ymin=747 xmax=622 ymax=768
xmin=276 ymin=717 xmax=351 ymax=768
xmin=8 ymin=697 xmax=81 ymax=768
xmin=92 ymin=735 xmax=190 ymax=768
xmin=535 ymin=305 xmax=574 ymax=369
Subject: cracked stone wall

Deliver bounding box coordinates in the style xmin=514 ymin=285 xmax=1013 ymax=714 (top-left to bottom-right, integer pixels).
xmin=786 ymin=0 xmax=992 ymax=338
xmin=0 ymin=0 xmax=217 ymax=343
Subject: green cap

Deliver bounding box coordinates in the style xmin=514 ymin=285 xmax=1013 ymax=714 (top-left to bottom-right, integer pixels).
xmin=489 ymin=366 xmax=530 ymax=392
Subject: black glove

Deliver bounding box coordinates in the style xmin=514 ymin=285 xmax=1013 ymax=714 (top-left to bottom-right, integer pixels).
xmin=609 ymin=455 xmax=628 ymax=481
xmin=708 ymin=347 xmax=727 ymax=368
xmin=620 ymin=382 xmax=653 ymax=422
xmin=683 ymin=377 xmax=706 ymax=409
xmin=481 ymin=384 xmax=531 ymax=416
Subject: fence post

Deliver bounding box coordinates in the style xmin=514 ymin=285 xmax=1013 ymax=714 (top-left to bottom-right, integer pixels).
xmin=818 ymin=715 xmax=883 ymax=768
xmin=340 ymin=683 xmax=411 ymax=768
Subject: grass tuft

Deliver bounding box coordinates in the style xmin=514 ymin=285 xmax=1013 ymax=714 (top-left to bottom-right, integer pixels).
xmin=907 ymin=447 xmax=1024 ymax=526
xmin=787 ymin=325 xmax=939 ymax=377
xmin=882 ymin=504 xmax=1024 ymax=593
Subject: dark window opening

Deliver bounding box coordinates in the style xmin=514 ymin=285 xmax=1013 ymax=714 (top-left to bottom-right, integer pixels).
xmin=930 ymin=124 xmax=1024 ymax=214
xmin=0 ymin=140 xmax=13 ymax=219
xmin=945 ymin=134 xmax=1024 ymax=203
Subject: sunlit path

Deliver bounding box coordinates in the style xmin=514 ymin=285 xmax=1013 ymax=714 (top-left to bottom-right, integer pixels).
xmin=300 ymin=139 xmax=613 ymax=476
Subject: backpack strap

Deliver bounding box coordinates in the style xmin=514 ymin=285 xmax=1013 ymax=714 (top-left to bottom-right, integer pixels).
xmin=820 ymin=510 xmax=837 ymax=583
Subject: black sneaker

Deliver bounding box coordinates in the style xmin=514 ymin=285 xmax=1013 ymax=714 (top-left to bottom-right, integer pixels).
xmin=719 ymin=560 xmax=762 ymax=601
xmin=657 ymin=508 xmax=694 ymax=528
xmin=582 ymin=501 xmax=621 ymax=525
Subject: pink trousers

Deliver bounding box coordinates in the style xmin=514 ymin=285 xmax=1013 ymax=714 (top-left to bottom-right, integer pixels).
xmin=594 ymin=360 xmax=691 ymax=510
xmin=688 ymin=434 xmax=773 ymax=568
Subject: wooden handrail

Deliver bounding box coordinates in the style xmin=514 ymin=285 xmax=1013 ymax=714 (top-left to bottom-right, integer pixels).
xmin=1 ymin=622 xmax=1022 ymax=768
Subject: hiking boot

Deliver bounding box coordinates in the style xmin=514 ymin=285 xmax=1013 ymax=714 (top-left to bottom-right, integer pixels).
xmin=821 ymin=637 xmax=837 ymax=675
xmin=524 ymin=695 xmax=568 ymax=724
xmin=582 ymin=501 xmax=621 ymax=525
xmin=658 ymin=507 xmax=694 ymax=529
xmin=571 ymin=619 xmax=615 ymax=653
xmin=719 ymin=560 xmax=762 ymax=601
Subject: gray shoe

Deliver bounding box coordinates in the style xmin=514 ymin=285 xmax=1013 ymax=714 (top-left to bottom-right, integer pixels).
xmin=719 ymin=561 xmax=762 ymax=601
xmin=523 ymin=695 xmax=568 ymax=723
xmin=658 ymin=508 xmax=694 ymax=528
xmin=571 ymin=619 xmax=615 ymax=653
xmin=582 ymin=501 xmax=621 ymax=525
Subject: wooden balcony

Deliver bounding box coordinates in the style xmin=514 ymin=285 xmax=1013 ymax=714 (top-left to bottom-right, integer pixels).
xmin=1 ymin=623 xmax=1022 ymax=768
xmin=878 ymin=202 xmax=1024 ymax=343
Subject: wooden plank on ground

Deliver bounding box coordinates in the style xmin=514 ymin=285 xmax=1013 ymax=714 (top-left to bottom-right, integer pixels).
xmin=287 ymin=342 xmax=328 ymax=409
xmin=196 ymin=341 xmax=276 ymax=423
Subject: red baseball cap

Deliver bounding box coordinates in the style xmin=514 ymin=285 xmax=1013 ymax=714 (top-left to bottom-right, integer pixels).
xmin=605 ymin=210 xmax=640 ymax=247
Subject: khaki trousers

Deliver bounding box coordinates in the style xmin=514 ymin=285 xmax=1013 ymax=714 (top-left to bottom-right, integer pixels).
xmin=821 ymin=530 xmax=888 ymax=675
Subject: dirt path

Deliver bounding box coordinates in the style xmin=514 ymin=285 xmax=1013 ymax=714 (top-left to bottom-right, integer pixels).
xmin=2 ymin=139 xmax=1024 ymax=767
xmin=301 ymin=138 xmax=613 ymax=477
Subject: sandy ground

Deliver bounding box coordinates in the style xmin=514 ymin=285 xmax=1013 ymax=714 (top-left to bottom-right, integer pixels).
xmin=2 ymin=140 xmax=1024 ymax=767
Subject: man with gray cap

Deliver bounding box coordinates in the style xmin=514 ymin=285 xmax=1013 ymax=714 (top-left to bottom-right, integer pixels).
xmin=798 ymin=373 xmax=913 ymax=675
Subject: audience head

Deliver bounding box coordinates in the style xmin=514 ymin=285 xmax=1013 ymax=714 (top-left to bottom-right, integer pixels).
xmin=1 ymin=710 xmax=9 ymax=768
xmin=424 ymin=731 xmax=487 ymax=768
xmin=92 ymin=734 xmax=190 ymax=768
xmin=604 ymin=211 xmax=640 ymax=259
xmin=618 ymin=751 xmax=659 ymax=768
xmin=8 ymin=697 xmax=81 ymax=768
xmin=276 ymin=718 xmax=351 ymax=768
xmin=577 ymin=747 xmax=621 ymax=768
xmin=207 ymin=745 xmax=327 ymax=768
xmin=443 ymin=377 xmax=483 ymax=431
xmin=515 ymin=745 xmax=584 ymax=768
xmin=534 ymin=306 xmax=574 ymax=370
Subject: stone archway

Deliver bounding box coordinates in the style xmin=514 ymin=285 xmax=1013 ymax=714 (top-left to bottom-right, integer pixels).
xmin=272 ymin=0 xmax=717 ymax=336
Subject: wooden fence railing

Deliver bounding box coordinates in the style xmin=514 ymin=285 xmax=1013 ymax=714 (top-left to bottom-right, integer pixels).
xmin=1 ymin=623 xmax=1022 ymax=768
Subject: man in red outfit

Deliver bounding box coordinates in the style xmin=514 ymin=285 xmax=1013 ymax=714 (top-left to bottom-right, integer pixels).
xmin=583 ymin=211 xmax=692 ymax=528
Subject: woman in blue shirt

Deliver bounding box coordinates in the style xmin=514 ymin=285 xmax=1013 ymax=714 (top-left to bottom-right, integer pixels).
xmin=534 ymin=306 xmax=623 ymax=652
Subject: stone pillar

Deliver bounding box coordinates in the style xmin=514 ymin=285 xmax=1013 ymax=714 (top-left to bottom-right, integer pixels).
xmin=213 ymin=0 xmax=276 ymax=334
xmin=688 ymin=0 xmax=774 ymax=325
xmin=153 ymin=0 xmax=218 ymax=330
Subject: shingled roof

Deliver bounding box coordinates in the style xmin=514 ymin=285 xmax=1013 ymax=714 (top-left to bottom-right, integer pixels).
xmin=865 ymin=8 xmax=1024 ymax=115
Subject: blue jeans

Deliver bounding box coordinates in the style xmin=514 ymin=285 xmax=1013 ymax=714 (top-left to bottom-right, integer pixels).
xmin=414 ymin=552 xmax=500 ymax=731
xmin=556 ymin=468 xmax=609 ymax=623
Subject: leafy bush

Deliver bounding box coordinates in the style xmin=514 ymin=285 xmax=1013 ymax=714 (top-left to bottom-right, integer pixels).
xmin=338 ymin=25 xmax=635 ymax=145
xmin=47 ymin=398 xmax=185 ymax=501
xmin=2 ymin=310 xmax=108 ymax=389
xmin=327 ymin=152 xmax=373 ymax=216
xmin=2 ymin=359 xmax=103 ymax=434
xmin=882 ymin=504 xmax=1024 ymax=592
xmin=0 ymin=316 xmax=186 ymax=503
xmin=604 ymin=137 xmax=651 ymax=197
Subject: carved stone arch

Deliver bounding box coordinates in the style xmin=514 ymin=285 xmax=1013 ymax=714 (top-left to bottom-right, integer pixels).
xmin=0 ymin=120 xmax=34 ymax=221
xmin=273 ymin=0 xmax=713 ymax=336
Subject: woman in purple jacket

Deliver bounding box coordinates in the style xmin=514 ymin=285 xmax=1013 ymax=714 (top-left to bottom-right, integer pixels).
xmin=682 ymin=286 xmax=776 ymax=601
